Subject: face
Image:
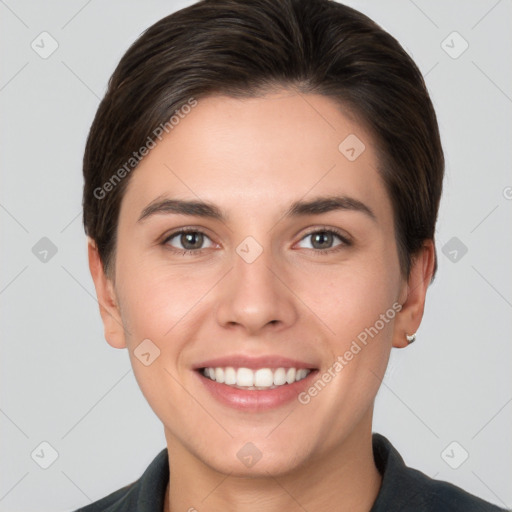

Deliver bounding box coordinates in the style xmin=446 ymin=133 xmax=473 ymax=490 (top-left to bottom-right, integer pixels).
xmin=92 ymin=90 xmax=424 ymax=477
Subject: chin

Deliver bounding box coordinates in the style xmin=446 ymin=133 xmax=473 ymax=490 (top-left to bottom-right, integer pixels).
xmin=193 ymin=436 xmax=313 ymax=479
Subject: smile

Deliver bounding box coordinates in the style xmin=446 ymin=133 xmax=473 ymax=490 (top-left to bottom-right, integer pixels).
xmin=201 ymin=366 xmax=312 ymax=390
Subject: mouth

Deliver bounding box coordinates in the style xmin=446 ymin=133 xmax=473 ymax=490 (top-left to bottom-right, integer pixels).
xmin=198 ymin=366 xmax=314 ymax=390
xmin=192 ymin=356 xmax=319 ymax=410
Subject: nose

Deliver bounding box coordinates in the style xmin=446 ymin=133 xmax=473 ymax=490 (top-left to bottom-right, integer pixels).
xmin=215 ymin=241 xmax=298 ymax=336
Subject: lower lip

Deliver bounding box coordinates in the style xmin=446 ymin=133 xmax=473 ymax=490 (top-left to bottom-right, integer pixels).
xmin=195 ymin=370 xmax=318 ymax=411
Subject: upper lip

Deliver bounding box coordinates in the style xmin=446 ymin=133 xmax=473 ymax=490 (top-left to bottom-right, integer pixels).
xmin=193 ymin=355 xmax=318 ymax=370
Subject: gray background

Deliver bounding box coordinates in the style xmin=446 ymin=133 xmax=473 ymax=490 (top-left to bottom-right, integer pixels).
xmin=1 ymin=0 xmax=511 ymax=510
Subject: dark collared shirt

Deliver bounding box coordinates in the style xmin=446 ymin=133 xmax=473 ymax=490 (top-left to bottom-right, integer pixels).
xmin=73 ymin=433 xmax=506 ymax=511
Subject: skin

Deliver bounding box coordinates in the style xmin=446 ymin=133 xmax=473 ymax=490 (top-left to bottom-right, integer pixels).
xmin=88 ymin=90 xmax=435 ymax=512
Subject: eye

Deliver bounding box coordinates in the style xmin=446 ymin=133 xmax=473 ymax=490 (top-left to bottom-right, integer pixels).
xmin=163 ymin=229 xmax=215 ymax=253
xmin=296 ymin=228 xmax=351 ymax=252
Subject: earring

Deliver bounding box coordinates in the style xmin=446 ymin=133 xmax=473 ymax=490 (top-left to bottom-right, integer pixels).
xmin=406 ymin=333 xmax=416 ymax=344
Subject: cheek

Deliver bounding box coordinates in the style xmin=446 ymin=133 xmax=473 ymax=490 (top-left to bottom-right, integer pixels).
xmin=115 ymin=247 xmax=212 ymax=342
xmin=296 ymin=250 xmax=400 ymax=339
xmin=297 ymin=250 xmax=401 ymax=407
xmin=115 ymin=261 xmax=208 ymax=422
xmin=289 ymin=262 xmax=399 ymax=452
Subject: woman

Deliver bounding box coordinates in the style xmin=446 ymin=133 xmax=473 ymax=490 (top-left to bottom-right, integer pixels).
xmin=77 ymin=0 xmax=505 ymax=510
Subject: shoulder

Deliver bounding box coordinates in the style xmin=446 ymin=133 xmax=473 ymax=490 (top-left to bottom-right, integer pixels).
xmin=371 ymin=433 xmax=507 ymax=512
xmin=72 ymin=481 xmax=138 ymax=512
xmin=396 ymin=461 xmax=506 ymax=511
xmin=72 ymin=448 xmax=169 ymax=512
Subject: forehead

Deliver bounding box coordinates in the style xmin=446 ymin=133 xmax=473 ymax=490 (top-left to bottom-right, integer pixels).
xmin=119 ymin=91 xmax=393 ymax=226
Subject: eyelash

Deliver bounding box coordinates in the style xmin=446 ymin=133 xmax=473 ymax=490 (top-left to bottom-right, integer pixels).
xmin=161 ymin=227 xmax=352 ymax=256
xmin=304 ymin=228 xmax=352 ymax=255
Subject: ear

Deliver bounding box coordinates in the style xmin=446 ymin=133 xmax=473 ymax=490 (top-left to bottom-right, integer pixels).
xmin=87 ymin=237 xmax=127 ymax=349
xmin=392 ymin=240 xmax=436 ymax=349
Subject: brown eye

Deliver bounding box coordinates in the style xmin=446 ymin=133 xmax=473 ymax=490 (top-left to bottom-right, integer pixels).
xmin=180 ymin=232 xmax=204 ymax=250
xmin=311 ymin=231 xmax=335 ymax=249
xmin=297 ymin=229 xmax=350 ymax=252
xmin=164 ymin=230 xmax=214 ymax=252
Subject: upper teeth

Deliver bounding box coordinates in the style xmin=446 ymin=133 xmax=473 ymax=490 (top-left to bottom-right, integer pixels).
xmin=202 ymin=367 xmax=311 ymax=389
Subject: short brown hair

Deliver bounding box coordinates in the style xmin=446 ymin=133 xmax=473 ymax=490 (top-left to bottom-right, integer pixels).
xmin=82 ymin=0 xmax=444 ymax=280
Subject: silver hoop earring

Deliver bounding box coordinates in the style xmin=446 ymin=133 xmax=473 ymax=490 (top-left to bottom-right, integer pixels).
xmin=406 ymin=333 xmax=416 ymax=344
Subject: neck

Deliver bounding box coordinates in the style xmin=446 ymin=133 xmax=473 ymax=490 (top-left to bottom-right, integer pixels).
xmin=164 ymin=412 xmax=381 ymax=512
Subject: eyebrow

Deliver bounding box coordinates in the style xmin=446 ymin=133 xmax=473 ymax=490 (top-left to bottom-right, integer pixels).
xmin=137 ymin=194 xmax=376 ymax=223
